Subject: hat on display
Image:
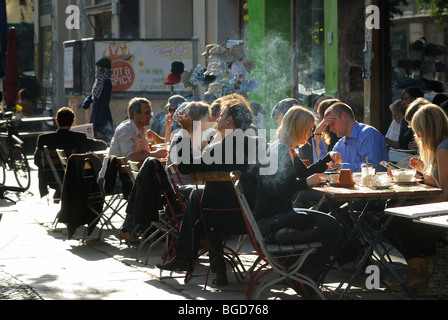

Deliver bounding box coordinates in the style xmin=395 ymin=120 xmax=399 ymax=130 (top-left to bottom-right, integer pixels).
xmin=229 ymin=44 xmax=245 ymax=61
xmin=231 ymin=61 xmax=248 ymax=75
xmin=165 ymin=95 xmax=186 ymax=109
xmin=202 ymin=44 xmax=219 ymax=58
xmin=240 ymin=78 xmax=261 ymax=93
xmin=242 ymin=58 xmax=256 ymax=73
xmin=95 ymin=57 xmax=112 ymax=69
xmin=181 ymin=70 xmax=194 ymax=88
xmin=171 ymin=61 xmax=185 ymax=75
xmin=164 ymin=73 xmax=181 ymax=85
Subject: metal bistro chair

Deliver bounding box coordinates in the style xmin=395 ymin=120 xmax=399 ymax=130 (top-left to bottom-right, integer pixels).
xmin=136 ymin=160 xmax=185 ymax=265
xmin=41 ymin=146 xmax=75 ymax=227
xmin=97 ymin=157 xmax=132 ymax=237
xmin=230 ymin=171 xmax=325 ymax=300
xmin=187 ymin=171 xmax=249 ymax=290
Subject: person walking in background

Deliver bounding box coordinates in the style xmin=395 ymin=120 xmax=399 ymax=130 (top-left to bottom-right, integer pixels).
xmin=82 ymin=57 xmax=115 ymax=144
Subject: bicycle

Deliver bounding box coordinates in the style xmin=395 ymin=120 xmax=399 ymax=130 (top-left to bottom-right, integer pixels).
xmin=0 ymin=112 xmax=31 ymax=190
xmin=0 ymin=184 xmax=28 ymax=204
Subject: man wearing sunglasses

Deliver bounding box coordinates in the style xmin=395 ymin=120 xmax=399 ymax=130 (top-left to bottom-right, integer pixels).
xmin=164 ymin=95 xmax=186 ymax=142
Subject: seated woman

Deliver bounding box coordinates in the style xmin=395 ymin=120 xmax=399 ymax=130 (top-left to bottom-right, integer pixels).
xmin=385 ymin=104 xmax=448 ymax=294
xmin=167 ymin=101 xmax=213 ymax=195
xmin=253 ymin=105 xmax=345 ymax=287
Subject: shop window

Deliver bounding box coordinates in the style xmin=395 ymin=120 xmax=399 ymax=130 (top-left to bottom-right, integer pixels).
xmin=95 ymin=12 xmax=112 ymax=39
xmin=295 ymin=0 xmax=325 ymax=101
xmin=41 ymin=26 xmax=52 ymax=89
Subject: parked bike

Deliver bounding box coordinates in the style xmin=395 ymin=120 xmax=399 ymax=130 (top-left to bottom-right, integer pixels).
xmin=0 ymin=112 xmax=31 ymax=190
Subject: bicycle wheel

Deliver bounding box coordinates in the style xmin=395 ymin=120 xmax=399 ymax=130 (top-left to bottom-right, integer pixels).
xmin=12 ymin=145 xmax=31 ymax=190
xmin=0 ymin=160 xmax=5 ymax=186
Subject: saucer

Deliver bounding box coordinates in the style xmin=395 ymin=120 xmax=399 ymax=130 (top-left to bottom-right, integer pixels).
xmin=372 ymin=184 xmax=393 ymax=190
xmin=394 ymin=178 xmax=422 ymax=185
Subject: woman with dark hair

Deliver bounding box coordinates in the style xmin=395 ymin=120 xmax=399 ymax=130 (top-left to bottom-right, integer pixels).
xmin=399 ymin=87 xmax=424 ymax=150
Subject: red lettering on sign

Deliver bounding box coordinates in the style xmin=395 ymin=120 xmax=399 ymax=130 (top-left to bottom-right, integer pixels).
xmin=111 ymin=60 xmax=135 ymax=91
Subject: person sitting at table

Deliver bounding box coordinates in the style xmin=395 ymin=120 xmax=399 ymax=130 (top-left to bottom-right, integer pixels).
xmin=323 ymin=102 xmax=389 ymax=172
xmin=167 ymin=100 xmax=213 ymax=195
xmin=107 ymin=97 xmax=168 ymax=243
xmin=254 ymin=105 xmax=345 ymax=291
xmin=202 ymin=98 xmax=221 ymax=144
xmin=157 ymin=95 xmax=265 ymax=286
xmin=34 ymin=107 xmax=107 ymax=198
xmin=271 ymin=98 xmax=298 ymax=126
xmin=403 ymin=97 xmax=430 ymax=129
xmin=271 ymin=97 xmax=313 ymax=164
xmin=384 ymin=100 xmax=405 ymax=149
xmin=384 ymin=104 xmax=448 ymax=294
xmin=399 ymin=87 xmax=424 ymax=150
xmin=312 ymin=98 xmax=340 ymax=162
xmin=108 ymin=97 xmax=168 ymax=163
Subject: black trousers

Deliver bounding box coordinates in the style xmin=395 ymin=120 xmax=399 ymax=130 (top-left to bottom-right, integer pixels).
xmin=174 ymin=186 xmax=227 ymax=272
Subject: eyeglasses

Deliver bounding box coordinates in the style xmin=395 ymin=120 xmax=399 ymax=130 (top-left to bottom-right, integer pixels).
xmin=168 ymin=108 xmax=176 ymax=114
xmin=141 ymin=111 xmax=153 ymax=116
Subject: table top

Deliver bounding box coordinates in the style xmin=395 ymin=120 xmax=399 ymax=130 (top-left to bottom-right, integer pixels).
xmin=416 ymin=215 xmax=448 ymax=228
xmin=384 ymin=201 xmax=448 ymax=219
xmin=310 ymin=181 xmax=442 ymax=202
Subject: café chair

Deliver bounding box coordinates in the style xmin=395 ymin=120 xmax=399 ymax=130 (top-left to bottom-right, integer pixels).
xmin=230 ymin=171 xmax=325 ymax=300
xmin=187 ymin=171 xmax=249 ymax=290
xmin=132 ymin=159 xmax=184 ymax=264
xmin=40 ymin=146 xmax=75 ymax=227
xmin=58 ymin=153 xmax=105 ymax=241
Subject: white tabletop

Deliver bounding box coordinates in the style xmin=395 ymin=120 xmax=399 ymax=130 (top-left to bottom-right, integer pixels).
xmin=384 ymin=201 xmax=448 ymax=219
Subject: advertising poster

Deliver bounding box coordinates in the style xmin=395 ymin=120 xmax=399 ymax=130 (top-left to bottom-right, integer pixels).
xmin=95 ymin=40 xmax=194 ymax=93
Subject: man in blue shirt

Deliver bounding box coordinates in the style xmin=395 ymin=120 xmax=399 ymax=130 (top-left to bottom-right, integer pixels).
xmin=323 ymin=102 xmax=389 ymax=172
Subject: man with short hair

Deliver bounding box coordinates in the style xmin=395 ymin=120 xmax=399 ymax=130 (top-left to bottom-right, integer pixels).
xmin=323 ymin=102 xmax=389 ymax=172
xmin=108 ymin=97 xmax=168 ymax=242
xmin=34 ymin=107 xmax=107 ymax=198
xmin=108 ymin=97 xmax=168 ymax=162
xmin=157 ymin=96 xmax=265 ymax=286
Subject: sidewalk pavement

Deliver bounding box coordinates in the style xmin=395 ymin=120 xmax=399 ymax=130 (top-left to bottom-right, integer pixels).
xmin=0 ymin=161 xmax=417 ymax=301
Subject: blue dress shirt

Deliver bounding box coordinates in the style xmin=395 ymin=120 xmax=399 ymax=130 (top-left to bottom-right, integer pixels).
xmin=332 ymin=122 xmax=389 ymax=172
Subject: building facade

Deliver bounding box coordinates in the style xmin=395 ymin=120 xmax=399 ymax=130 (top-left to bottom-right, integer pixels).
xmin=32 ymin=0 xmax=448 ymax=133
xmin=34 ymin=0 xmax=243 ymax=124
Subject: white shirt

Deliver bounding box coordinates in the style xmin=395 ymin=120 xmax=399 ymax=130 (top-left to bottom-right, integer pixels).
xmin=385 ymin=120 xmax=401 ymax=142
xmin=108 ymin=120 xmax=150 ymax=158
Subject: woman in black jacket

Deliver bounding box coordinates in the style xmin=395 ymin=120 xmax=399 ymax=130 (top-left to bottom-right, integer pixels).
xmin=254 ymin=105 xmax=345 ymax=284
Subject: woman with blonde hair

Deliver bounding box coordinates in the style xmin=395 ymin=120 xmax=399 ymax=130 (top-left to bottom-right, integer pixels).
xmin=386 ymin=104 xmax=448 ymax=293
xmin=254 ymin=106 xmax=344 ymax=291
xmin=410 ymin=104 xmax=448 ymax=196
